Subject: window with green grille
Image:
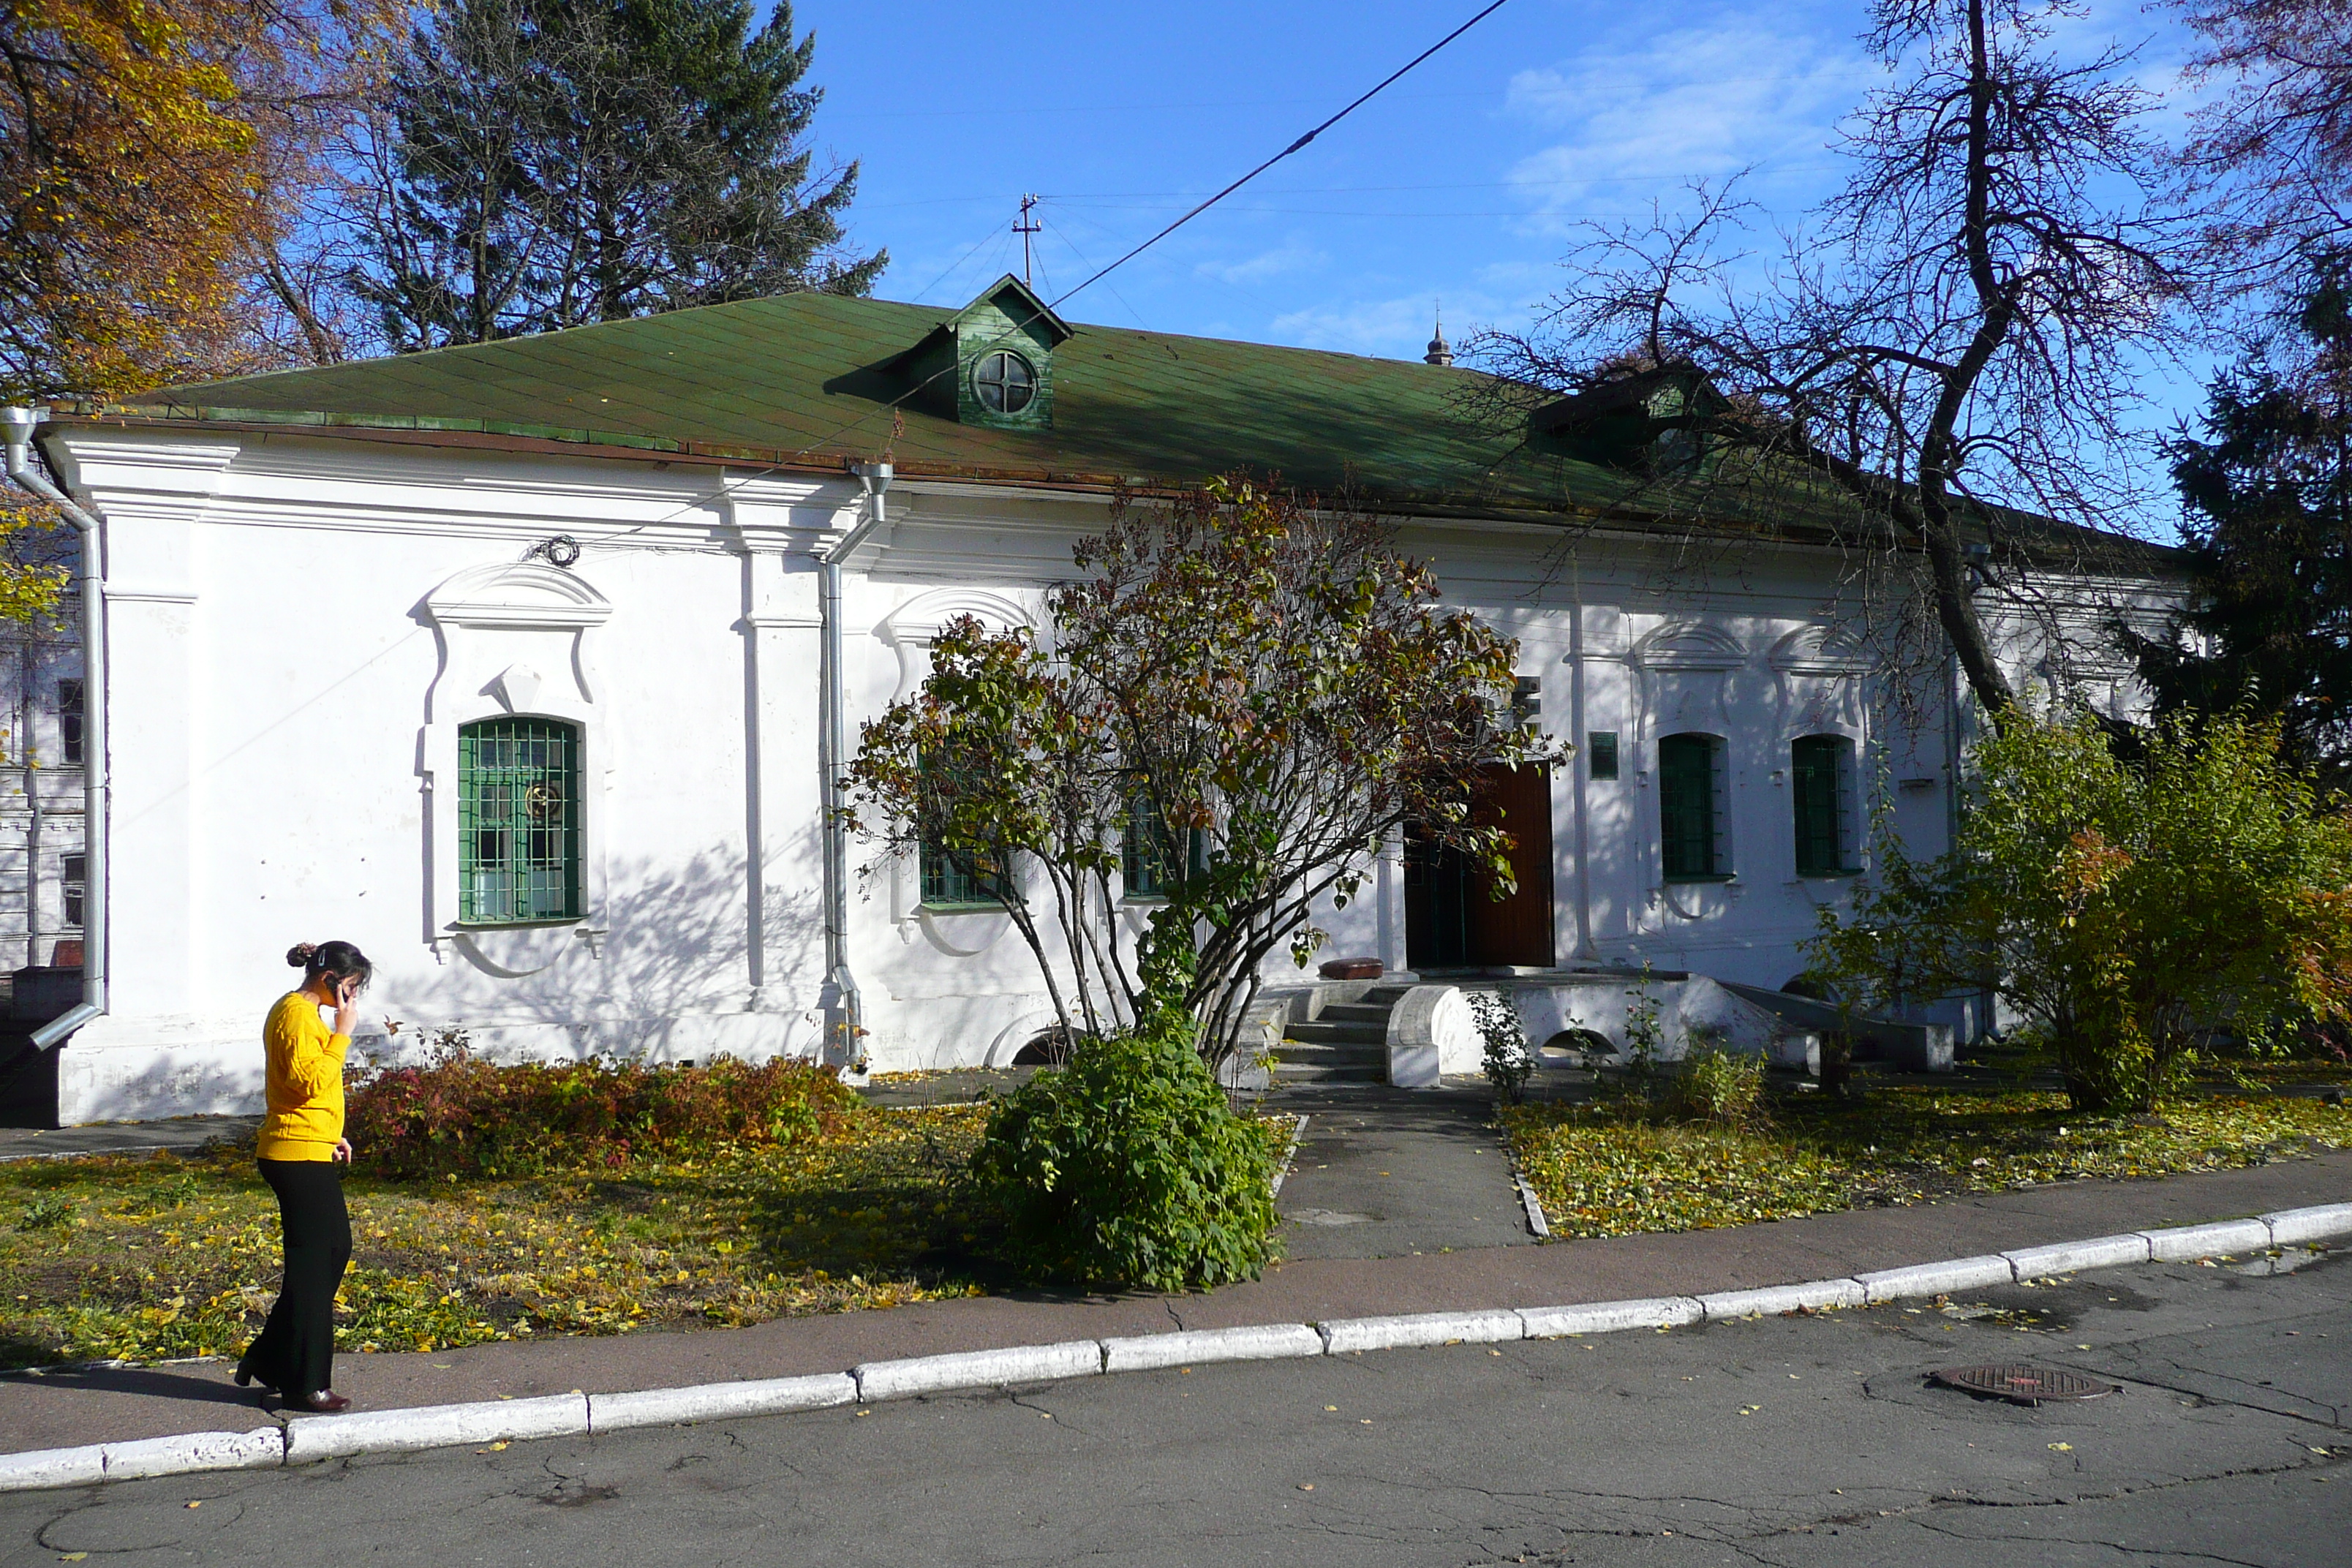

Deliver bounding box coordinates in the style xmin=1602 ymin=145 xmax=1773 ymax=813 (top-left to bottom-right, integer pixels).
xmin=1791 ymin=734 xmax=1857 ymax=875
xmin=1659 ymin=732 xmax=1727 ymax=879
xmin=920 ymin=841 xmax=1007 ymax=908
xmin=1120 ymin=792 xmax=1209 ymax=900
xmin=459 ymin=717 xmax=581 ymax=923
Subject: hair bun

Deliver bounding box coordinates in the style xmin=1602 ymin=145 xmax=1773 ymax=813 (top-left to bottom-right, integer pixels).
xmin=286 ymin=942 xmax=317 ymax=968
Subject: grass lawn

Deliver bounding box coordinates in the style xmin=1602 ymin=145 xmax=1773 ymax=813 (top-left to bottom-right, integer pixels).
xmin=0 ymin=1104 xmax=992 ymax=1370
xmin=1504 ymin=1074 xmax=2352 ymax=1240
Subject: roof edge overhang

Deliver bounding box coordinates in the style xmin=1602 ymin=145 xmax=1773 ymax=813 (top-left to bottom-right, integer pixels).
xmin=41 ymin=407 xmax=2183 ymax=577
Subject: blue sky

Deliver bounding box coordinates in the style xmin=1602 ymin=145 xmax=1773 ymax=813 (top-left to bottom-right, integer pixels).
xmin=790 ymin=0 xmax=2215 ymax=517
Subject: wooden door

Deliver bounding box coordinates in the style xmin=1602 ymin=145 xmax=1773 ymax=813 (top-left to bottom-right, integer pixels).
xmin=1464 ymin=763 xmax=1556 ymax=968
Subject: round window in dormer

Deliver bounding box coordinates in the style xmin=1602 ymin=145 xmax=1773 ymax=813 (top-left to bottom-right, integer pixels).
xmin=973 ymin=350 xmax=1037 ymax=414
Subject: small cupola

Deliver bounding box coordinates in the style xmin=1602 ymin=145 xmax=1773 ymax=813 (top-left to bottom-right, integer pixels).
xmin=889 ymin=274 xmax=1073 ymax=430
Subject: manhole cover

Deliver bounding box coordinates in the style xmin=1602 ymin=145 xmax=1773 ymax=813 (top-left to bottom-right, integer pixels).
xmin=1931 ymin=1364 xmax=2119 ymax=1406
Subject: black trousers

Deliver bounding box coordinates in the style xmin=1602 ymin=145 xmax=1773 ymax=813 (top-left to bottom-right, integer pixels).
xmin=243 ymin=1158 xmax=352 ymax=1395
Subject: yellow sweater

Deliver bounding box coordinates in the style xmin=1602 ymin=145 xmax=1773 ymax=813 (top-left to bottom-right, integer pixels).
xmin=257 ymin=991 xmax=350 ymax=1162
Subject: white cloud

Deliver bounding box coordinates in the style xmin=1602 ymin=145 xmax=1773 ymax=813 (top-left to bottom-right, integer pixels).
xmin=1499 ymin=10 xmax=1882 ymax=232
xmin=1198 ymin=237 xmax=1328 ymax=286
xmin=1270 ymin=289 xmax=1510 ymax=358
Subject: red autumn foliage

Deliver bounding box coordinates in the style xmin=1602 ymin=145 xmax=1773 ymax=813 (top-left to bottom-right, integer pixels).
xmin=344 ymin=1041 xmax=858 ymax=1180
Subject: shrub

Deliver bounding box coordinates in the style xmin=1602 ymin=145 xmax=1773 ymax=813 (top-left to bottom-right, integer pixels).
xmin=1469 ymin=990 xmax=1535 ymax=1103
xmin=1809 ymin=709 xmax=2352 ymax=1113
xmin=1658 ymin=1033 xmax=1768 ymax=1128
xmin=968 ymin=1025 xmax=1279 ymax=1291
xmin=344 ymin=1042 xmax=859 ymax=1180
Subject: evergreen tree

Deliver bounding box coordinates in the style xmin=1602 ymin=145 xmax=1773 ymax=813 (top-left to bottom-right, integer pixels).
xmin=2127 ymin=252 xmax=2352 ymax=789
xmin=353 ymin=0 xmax=881 ymax=349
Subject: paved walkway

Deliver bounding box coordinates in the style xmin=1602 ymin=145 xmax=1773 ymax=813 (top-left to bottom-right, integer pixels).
xmin=1270 ymin=1080 xmax=1532 ymax=1259
xmin=4 ymin=1149 xmax=2344 ymax=1458
xmin=0 ymin=1116 xmax=258 ymax=1164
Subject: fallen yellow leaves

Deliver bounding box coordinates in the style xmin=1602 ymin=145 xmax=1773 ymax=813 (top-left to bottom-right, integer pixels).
xmin=1 ymin=1103 xmax=999 ymax=1368
xmin=1503 ymin=1082 xmax=2352 ymax=1241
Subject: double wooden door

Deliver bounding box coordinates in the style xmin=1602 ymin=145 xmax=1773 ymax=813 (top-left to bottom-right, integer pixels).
xmin=1403 ymin=763 xmax=1556 ymax=970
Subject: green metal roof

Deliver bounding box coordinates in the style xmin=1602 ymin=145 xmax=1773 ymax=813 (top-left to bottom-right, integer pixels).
xmin=67 ymin=290 xmax=1688 ymax=523
xmin=63 ymin=287 xmax=2174 ymax=566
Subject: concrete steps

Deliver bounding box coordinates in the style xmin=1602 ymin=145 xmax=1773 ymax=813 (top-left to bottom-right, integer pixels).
xmin=1273 ymin=986 xmax=1411 ymax=1085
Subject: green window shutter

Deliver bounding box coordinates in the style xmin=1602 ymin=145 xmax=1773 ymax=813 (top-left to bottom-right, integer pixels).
xmin=459 ymin=717 xmax=581 ymax=923
xmin=1791 ymin=736 xmax=1844 ymax=875
xmin=1659 ymin=733 xmax=1718 ymax=878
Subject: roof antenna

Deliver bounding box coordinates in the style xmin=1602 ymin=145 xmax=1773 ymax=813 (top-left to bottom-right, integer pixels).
xmin=1425 ymin=301 xmax=1453 ymax=366
xmin=1014 ymin=195 xmax=1041 ymax=286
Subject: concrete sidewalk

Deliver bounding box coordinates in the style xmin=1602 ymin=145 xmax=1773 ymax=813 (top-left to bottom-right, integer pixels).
xmin=5 ymin=1150 xmax=2345 ymax=1459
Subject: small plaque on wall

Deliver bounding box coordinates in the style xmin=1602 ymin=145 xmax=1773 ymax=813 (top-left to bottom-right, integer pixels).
xmin=1588 ymin=731 xmax=1620 ymax=780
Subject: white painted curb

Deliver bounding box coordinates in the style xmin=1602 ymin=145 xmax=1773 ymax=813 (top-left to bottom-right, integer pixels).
xmin=1101 ymin=1324 xmax=1324 ymax=1374
xmin=1700 ymin=1278 xmax=1867 ymax=1320
xmin=285 ymin=1392 xmax=588 ymax=1464
xmin=1855 ymin=1255 xmax=2015 ymax=1304
xmin=1319 ymin=1309 xmax=1524 ymax=1354
xmin=589 ymin=1373 xmax=856 ymax=1434
xmin=6 ymin=1202 xmax=2347 ymax=1493
xmin=853 ymin=1340 xmax=1103 ymax=1402
xmin=2141 ymin=1218 xmax=2272 ymax=1262
xmin=2268 ymin=1202 xmax=2352 ymax=1248
xmin=2003 ymin=1232 xmax=2151 ymax=1278
xmin=1518 ymin=1297 xmax=1703 ymax=1338
xmin=0 ymin=1443 xmax=105 ymax=1492
xmin=102 ymin=1428 xmax=282 ymax=1481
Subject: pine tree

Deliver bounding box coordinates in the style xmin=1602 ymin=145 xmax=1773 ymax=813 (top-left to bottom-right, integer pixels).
xmin=353 ymin=0 xmax=882 ymax=349
xmin=2127 ymin=252 xmax=2352 ymax=790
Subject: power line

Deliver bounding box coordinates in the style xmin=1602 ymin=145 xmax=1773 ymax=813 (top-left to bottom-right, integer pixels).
xmin=589 ymin=0 xmax=1526 ymax=549
xmin=1047 ymin=0 xmax=1520 ymax=311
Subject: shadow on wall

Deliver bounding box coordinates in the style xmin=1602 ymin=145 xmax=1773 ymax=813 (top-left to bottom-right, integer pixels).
xmin=369 ymin=848 xmax=826 ymax=1065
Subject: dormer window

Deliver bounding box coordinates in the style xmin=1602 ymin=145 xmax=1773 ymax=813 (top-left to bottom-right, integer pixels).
xmin=883 ymin=274 xmax=1074 ymax=430
xmin=973 ymin=350 xmax=1036 ymax=415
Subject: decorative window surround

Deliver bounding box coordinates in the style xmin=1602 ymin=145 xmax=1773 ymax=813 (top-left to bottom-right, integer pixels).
xmin=419 ymin=560 xmax=613 ymax=975
xmin=871 ymin=587 xmax=1036 ymax=951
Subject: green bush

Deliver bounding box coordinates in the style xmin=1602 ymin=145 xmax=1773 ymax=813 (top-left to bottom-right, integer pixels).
xmin=1469 ymin=990 xmax=1535 ymax=1104
xmin=1809 ymin=709 xmax=2352 ymax=1113
xmin=969 ymin=1027 xmax=1280 ymax=1290
xmin=1659 ymin=1033 xmax=1768 ymax=1127
xmin=344 ymin=1041 xmax=859 ymax=1180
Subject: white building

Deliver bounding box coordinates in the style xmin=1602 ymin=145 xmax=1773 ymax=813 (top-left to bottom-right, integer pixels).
xmin=12 ymin=278 xmax=2170 ymax=1123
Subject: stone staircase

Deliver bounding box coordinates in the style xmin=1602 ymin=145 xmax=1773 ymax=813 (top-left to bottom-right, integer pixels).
xmin=1272 ymin=984 xmax=1410 ymax=1085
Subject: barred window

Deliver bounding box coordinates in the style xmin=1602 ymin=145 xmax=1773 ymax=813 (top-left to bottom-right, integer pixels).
xmin=459 ymin=717 xmax=581 ymax=923
xmin=61 ymin=853 xmax=84 ymax=930
xmin=1120 ymin=793 xmax=1207 ymax=901
xmin=1791 ymin=735 xmax=1861 ymax=875
xmin=920 ymin=841 xmax=1007 ymax=909
xmin=1659 ymin=732 xmax=1730 ymax=880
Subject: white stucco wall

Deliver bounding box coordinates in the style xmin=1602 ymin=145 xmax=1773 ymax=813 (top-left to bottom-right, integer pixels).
xmin=32 ymin=426 xmax=2168 ymax=1122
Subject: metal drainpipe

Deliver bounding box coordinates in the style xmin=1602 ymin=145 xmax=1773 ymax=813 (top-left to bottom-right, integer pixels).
xmin=818 ymin=462 xmax=891 ymax=1066
xmin=1 ymin=407 xmax=106 ymax=1048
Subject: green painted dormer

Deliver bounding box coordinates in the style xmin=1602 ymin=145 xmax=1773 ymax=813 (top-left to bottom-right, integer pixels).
xmin=889 ymin=274 xmax=1074 ymax=430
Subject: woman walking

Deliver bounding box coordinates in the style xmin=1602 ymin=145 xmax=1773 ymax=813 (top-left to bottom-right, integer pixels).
xmin=236 ymin=941 xmax=371 ymax=1413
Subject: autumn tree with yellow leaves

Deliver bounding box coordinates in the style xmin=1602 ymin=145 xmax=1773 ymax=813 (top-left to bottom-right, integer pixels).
xmin=0 ymin=0 xmax=398 ymax=622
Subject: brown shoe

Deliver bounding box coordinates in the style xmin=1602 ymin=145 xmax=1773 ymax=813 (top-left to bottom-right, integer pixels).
xmin=292 ymin=1390 xmax=351 ymax=1414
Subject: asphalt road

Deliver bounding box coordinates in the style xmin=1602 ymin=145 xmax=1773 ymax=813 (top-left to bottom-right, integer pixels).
xmin=4 ymin=1248 xmax=2348 ymax=1567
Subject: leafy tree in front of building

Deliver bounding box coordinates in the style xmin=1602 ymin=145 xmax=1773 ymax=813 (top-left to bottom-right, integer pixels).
xmin=1807 ymin=707 xmax=2352 ymax=1113
xmin=845 ymin=479 xmax=1548 ymax=1068
xmin=352 ymin=0 xmax=881 ymax=348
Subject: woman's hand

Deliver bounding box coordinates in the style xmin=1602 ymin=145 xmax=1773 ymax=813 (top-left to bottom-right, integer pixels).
xmin=331 ymin=977 xmax=360 ymax=1039
xmin=333 ymin=1138 xmax=353 ymax=1164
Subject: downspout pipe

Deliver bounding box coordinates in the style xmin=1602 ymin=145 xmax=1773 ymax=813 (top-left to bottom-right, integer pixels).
xmin=1 ymin=407 xmax=107 ymax=1049
xmin=818 ymin=461 xmax=890 ymax=1066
